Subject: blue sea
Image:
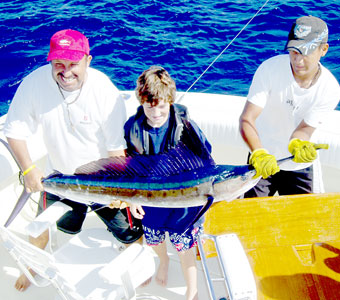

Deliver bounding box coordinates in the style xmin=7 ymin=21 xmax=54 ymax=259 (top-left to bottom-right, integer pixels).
xmin=1 ymin=0 xmax=340 ymax=116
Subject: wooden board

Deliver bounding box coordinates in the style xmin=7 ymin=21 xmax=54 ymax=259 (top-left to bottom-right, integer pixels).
xmin=202 ymin=193 xmax=340 ymax=300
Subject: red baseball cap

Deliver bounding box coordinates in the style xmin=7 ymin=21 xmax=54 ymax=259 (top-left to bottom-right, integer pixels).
xmin=47 ymin=29 xmax=90 ymax=62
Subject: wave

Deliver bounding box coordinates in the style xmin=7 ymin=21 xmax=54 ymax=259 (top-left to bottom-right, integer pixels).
xmin=0 ymin=0 xmax=339 ymax=115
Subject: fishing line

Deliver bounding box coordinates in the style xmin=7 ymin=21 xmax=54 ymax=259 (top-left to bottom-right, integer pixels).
xmin=177 ymin=0 xmax=270 ymax=103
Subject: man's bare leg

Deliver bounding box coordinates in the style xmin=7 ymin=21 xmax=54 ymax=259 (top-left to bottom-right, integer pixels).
xmin=15 ymin=230 xmax=49 ymax=291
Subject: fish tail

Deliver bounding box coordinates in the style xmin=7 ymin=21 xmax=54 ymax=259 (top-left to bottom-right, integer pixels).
xmin=4 ymin=189 xmax=31 ymax=227
xmin=0 ymin=138 xmax=22 ymax=170
xmin=0 ymin=138 xmax=32 ymax=227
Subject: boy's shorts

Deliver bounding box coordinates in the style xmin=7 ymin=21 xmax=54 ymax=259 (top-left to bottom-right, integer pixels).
xmin=37 ymin=192 xmax=143 ymax=244
xmin=143 ymin=224 xmax=203 ymax=252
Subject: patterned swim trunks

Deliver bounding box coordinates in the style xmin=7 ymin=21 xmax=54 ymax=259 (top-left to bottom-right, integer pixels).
xmin=143 ymin=225 xmax=203 ymax=252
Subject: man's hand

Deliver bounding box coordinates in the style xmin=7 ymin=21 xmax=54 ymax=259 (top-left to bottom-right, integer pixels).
xmin=109 ymin=200 xmax=130 ymax=210
xmin=23 ymin=167 xmax=44 ymax=193
xmin=249 ymin=148 xmax=280 ymax=179
xmin=288 ymin=138 xmax=328 ymax=163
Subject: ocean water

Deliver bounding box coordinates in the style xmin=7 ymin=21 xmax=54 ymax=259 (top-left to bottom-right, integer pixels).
xmin=0 ymin=0 xmax=339 ymax=116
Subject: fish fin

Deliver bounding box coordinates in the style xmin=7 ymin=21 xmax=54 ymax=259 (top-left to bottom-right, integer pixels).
xmin=75 ymin=142 xmax=215 ymax=177
xmin=181 ymin=119 xmax=213 ymax=163
xmin=183 ymin=195 xmax=214 ymax=233
xmin=4 ymin=189 xmax=31 ymax=227
xmin=42 ymin=170 xmax=63 ymax=180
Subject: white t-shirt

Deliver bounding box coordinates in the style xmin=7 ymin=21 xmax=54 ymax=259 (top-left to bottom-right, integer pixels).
xmin=4 ymin=64 xmax=127 ymax=174
xmin=247 ymin=54 xmax=340 ymax=171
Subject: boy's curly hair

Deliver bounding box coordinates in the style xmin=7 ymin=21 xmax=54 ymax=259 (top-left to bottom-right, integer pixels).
xmin=135 ymin=66 xmax=176 ymax=106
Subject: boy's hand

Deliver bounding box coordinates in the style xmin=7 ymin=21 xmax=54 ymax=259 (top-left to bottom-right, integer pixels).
xmin=130 ymin=204 xmax=145 ymax=219
xmin=288 ymin=138 xmax=328 ymax=163
xmin=249 ymin=148 xmax=280 ymax=179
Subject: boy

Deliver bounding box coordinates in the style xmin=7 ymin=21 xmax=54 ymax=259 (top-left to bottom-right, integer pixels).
xmin=125 ymin=66 xmax=211 ymax=300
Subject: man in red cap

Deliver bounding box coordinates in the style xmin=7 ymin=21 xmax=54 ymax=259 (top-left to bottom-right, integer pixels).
xmin=239 ymin=16 xmax=340 ymax=197
xmin=4 ymin=29 xmax=143 ymax=291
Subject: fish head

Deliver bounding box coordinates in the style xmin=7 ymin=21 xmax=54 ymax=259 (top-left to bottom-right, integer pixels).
xmin=212 ymin=164 xmax=259 ymax=202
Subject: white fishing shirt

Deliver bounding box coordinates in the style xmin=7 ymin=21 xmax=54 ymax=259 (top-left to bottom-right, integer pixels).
xmin=247 ymin=54 xmax=340 ymax=172
xmin=4 ymin=64 xmax=127 ymax=174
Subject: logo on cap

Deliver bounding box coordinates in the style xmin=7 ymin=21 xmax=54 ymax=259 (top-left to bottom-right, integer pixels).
xmin=47 ymin=29 xmax=90 ymax=62
xmin=59 ymin=39 xmax=71 ymax=46
xmin=294 ymin=25 xmax=311 ymax=38
xmin=285 ymin=16 xmax=328 ymax=56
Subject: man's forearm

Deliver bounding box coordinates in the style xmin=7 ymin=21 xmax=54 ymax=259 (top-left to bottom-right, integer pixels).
xmin=239 ymin=120 xmax=263 ymax=152
xmin=6 ymin=137 xmax=33 ymax=171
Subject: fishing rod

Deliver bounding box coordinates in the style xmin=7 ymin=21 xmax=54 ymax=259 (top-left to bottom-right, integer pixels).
xmin=177 ymin=0 xmax=270 ymax=103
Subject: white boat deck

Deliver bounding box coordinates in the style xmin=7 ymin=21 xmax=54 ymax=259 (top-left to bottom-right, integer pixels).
xmin=0 ymin=194 xmax=226 ymax=300
xmin=1 ymin=92 xmax=340 ymax=299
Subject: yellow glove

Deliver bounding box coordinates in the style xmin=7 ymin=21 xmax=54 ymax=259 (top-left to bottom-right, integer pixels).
xmin=249 ymin=148 xmax=280 ymax=179
xmin=288 ymin=138 xmax=328 ymax=163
